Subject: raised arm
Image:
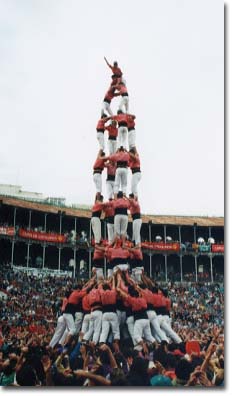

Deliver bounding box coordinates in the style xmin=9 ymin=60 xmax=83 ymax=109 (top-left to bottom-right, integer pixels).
xmin=104 ymin=56 xmax=112 ymax=69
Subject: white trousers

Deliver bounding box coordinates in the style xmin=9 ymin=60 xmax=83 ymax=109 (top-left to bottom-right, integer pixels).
xmin=49 ymin=315 xmax=66 ymax=348
xmin=118 ymin=96 xmax=129 ymax=113
xmin=102 ymin=101 xmax=113 ymax=116
xmin=131 ymin=172 xmax=141 ymax=197
xmin=132 ymin=218 xmax=142 ymax=245
xmin=108 ymin=139 xmax=117 ymax=154
xmin=106 ymin=180 xmax=115 ymax=199
xmin=81 ymin=313 xmax=91 ymax=335
xmin=114 ymin=167 xmax=128 ymax=194
xmin=126 ymin=315 xmax=136 ymax=345
xmin=133 ymin=318 xmax=155 ymax=344
xmin=117 ymin=126 xmax=128 ymax=149
xmin=131 ymin=267 xmax=144 ymax=283
xmin=91 ymin=217 xmax=101 ymax=244
xmin=107 ymin=223 xmax=115 ymax=243
xmin=93 ymin=173 xmax=102 ymax=193
xmin=113 ymin=264 xmax=129 ymax=273
xmin=74 ymin=312 xmax=84 ymax=335
xmin=99 ymin=312 xmax=120 ymax=343
xmin=83 ymin=310 xmax=103 ymax=344
xmin=128 ymin=129 xmax=136 ymax=149
xmin=97 ymin=132 xmax=105 ymax=151
xmin=63 ymin=313 xmax=76 ymax=336
xmin=114 ymin=214 xmax=128 ymax=237
xmin=107 ymin=268 xmax=113 ymax=278
xmin=147 ymin=310 xmax=169 ymax=343
xmin=158 ymin=315 xmax=182 ymax=343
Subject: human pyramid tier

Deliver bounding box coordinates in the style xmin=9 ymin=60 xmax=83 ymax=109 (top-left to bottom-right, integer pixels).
xmin=91 ymin=57 xmax=143 ymax=281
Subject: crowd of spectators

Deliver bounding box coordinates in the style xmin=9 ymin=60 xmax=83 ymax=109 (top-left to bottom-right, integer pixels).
xmin=0 ymin=263 xmax=224 ymax=387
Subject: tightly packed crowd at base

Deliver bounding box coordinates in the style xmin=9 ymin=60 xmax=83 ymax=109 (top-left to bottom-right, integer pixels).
xmin=0 ymin=263 xmax=224 ymax=387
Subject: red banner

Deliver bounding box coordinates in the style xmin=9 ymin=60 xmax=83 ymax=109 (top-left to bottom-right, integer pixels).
xmin=211 ymin=244 xmax=224 ymax=253
xmin=0 ymin=226 xmax=15 ymax=236
xmin=141 ymin=242 xmax=180 ymax=251
xmin=18 ymin=229 xmax=67 ymax=243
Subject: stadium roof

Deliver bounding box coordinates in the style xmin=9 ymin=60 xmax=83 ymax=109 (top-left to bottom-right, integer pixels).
xmin=0 ymin=196 xmax=224 ymax=227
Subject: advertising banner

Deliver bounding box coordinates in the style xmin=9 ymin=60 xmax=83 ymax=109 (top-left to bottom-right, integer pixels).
xmin=18 ymin=229 xmax=67 ymax=243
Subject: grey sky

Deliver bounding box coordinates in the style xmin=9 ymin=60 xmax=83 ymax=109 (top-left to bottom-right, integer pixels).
xmin=0 ymin=0 xmax=224 ymax=216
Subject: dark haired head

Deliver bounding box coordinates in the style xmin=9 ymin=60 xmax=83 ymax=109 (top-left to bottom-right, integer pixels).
xmin=117 ymin=110 xmax=123 ymax=114
xmin=129 ymin=287 xmax=139 ymax=298
xmin=152 ymin=286 xmax=159 ymax=294
xmin=117 ymin=191 xmax=123 ymax=198
xmin=101 ymin=113 xmax=107 ymax=118
xmin=129 ymin=193 xmax=134 ymax=199
xmin=175 ymin=359 xmax=193 ymax=382
xmin=103 ymin=283 xmax=111 ymax=291
xmin=160 ymin=288 xmax=168 ymax=298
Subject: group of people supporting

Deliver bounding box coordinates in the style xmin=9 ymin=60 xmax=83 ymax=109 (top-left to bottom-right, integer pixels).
xmin=49 ymin=269 xmax=182 ymax=352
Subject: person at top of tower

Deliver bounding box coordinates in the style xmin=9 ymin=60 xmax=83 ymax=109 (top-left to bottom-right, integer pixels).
xmin=104 ymin=57 xmax=123 ymax=80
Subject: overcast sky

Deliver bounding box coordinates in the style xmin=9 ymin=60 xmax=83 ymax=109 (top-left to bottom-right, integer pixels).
xmin=0 ymin=0 xmax=224 ymax=216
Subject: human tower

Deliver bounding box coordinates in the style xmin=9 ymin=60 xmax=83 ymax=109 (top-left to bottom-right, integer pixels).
xmin=49 ymin=63 xmax=183 ymax=348
xmin=91 ymin=58 xmax=143 ymax=281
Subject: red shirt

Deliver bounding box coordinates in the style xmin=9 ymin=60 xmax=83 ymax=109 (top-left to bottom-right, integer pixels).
xmin=82 ymin=294 xmax=91 ymax=312
xmin=112 ymin=113 xmax=129 ymax=125
xmin=96 ymin=118 xmax=107 ymax=131
xmin=141 ymin=289 xmax=154 ymax=305
xmin=152 ymin=294 xmax=166 ymax=308
xmin=129 ymin=200 xmax=141 ymax=215
xmin=126 ymin=295 xmax=147 ymax=312
xmin=110 ymin=65 xmax=122 ymax=76
xmin=129 ymin=154 xmax=141 ymax=169
xmin=131 ymin=248 xmax=143 ymax=260
xmin=91 ymin=202 xmax=103 ymax=214
xmin=105 ymin=124 xmax=118 ymax=138
xmin=93 ymin=157 xmax=105 ymax=170
xmin=109 ymin=151 xmax=130 ymax=164
xmin=105 ymin=162 xmax=117 ymax=176
xmin=110 ymin=246 xmax=130 ymax=260
xmin=116 ymin=84 xmax=128 ymax=95
xmin=88 ymin=288 xmax=102 ymax=306
xmin=127 ymin=114 xmax=135 ymax=129
xmin=113 ymin=197 xmax=130 ymax=210
xmin=104 ymin=87 xmax=116 ymax=102
xmin=68 ymin=289 xmax=86 ymax=305
xmin=103 ymin=201 xmax=115 ymax=218
xmin=100 ymin=289 xmax=117 ymax=305
xmin=93 ymin=248 xmax=105 ymax=260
